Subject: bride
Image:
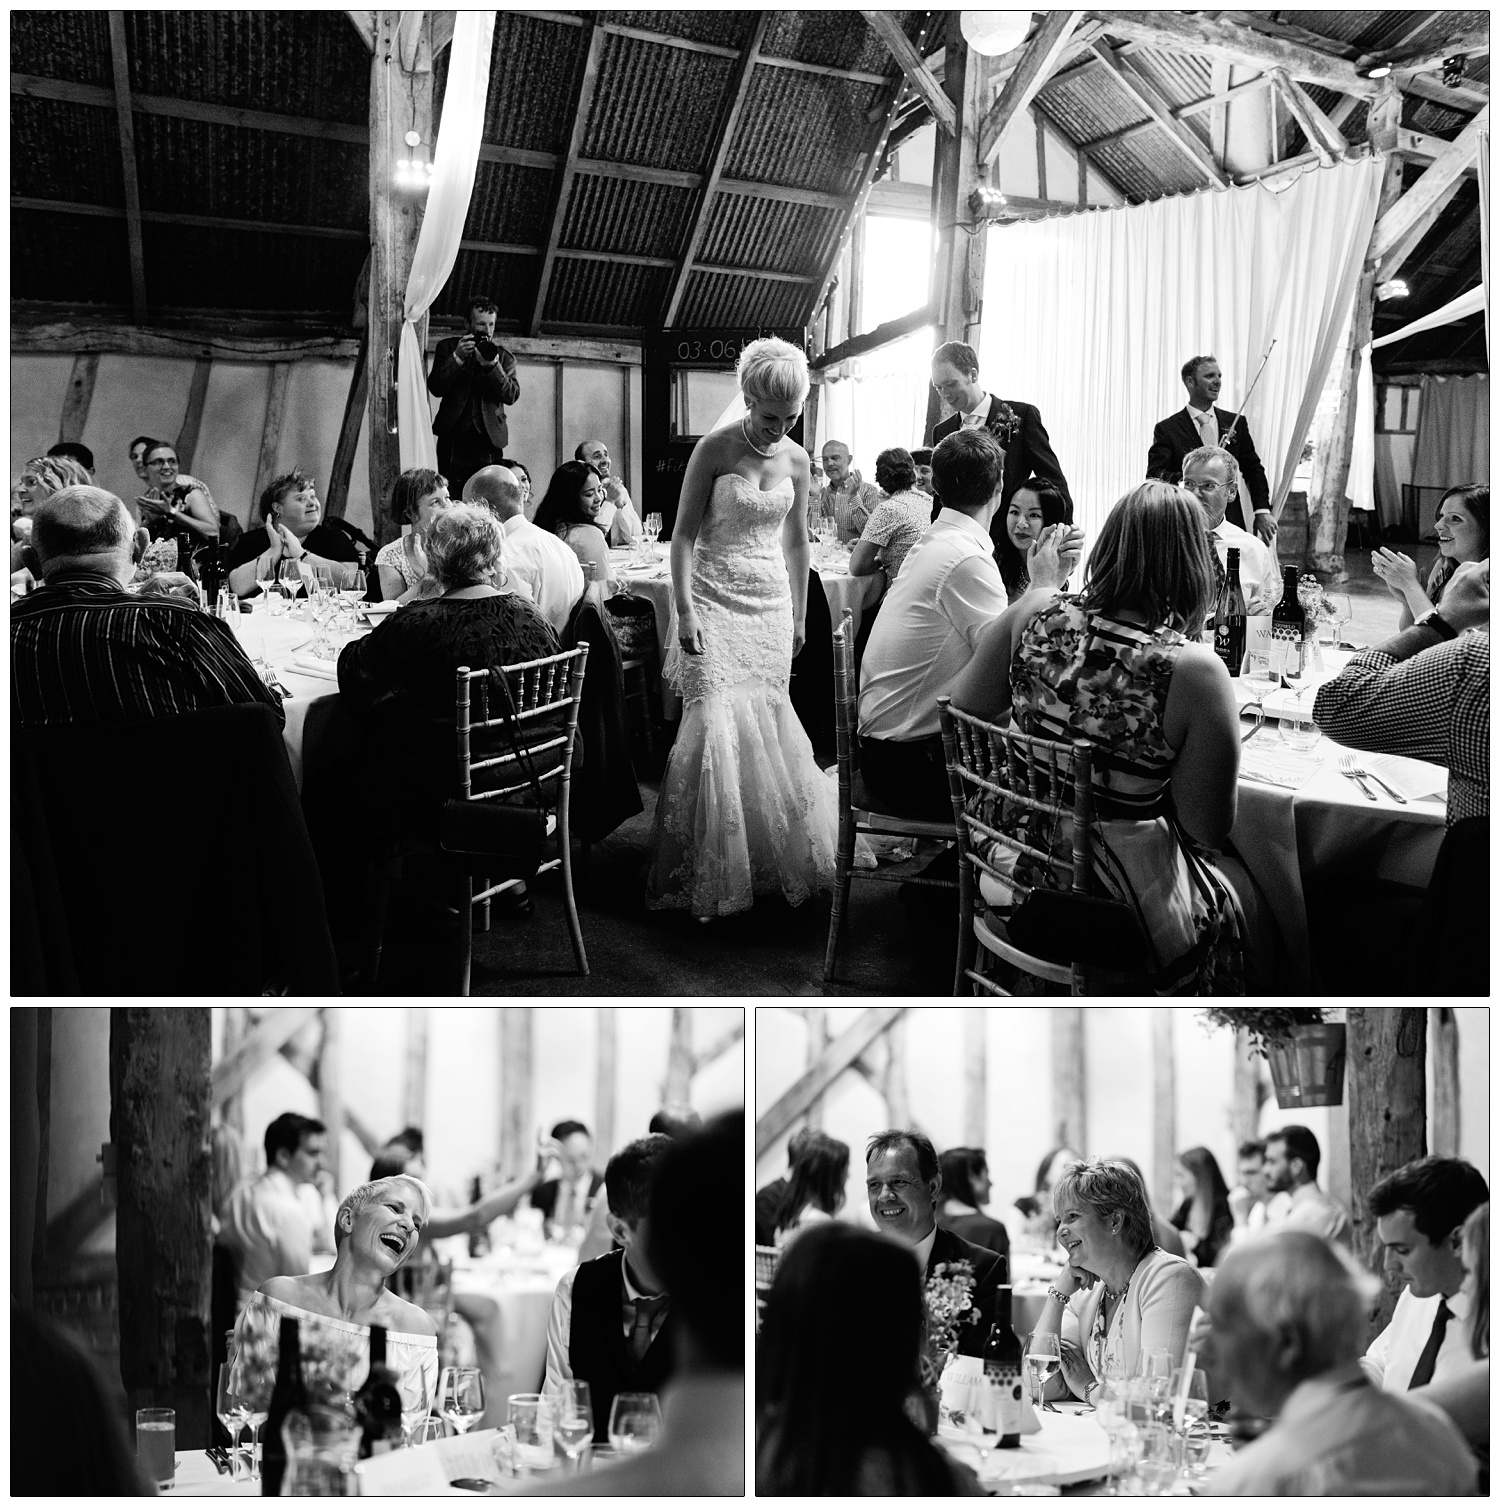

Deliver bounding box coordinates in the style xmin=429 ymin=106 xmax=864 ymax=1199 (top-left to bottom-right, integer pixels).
xmin=645 ymin=337 xmax=837 ymax=917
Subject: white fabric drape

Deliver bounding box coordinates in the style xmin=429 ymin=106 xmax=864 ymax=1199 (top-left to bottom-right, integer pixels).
xmin=1370 ymin=285 xmax=1486 ymax=348
xmin=1350 ymin=344 xmax=1376 ymax=516
xmin=818 ymin=331 xmax=934 ymax=473
xmin=1480 ymin=129 xmax=1490 ymax=353
xmin=397 ymin=12 xmax=497 ymax=471
xmin=977 ymin=159 xmax=1383 ymax=550
xmin=1411 ymin=374 xmax=1490 ymax=490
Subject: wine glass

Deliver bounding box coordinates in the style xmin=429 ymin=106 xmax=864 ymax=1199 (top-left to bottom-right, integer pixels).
xmin=1177 ymin=1371 xmax=1212 ymax=1478
xmin=1139 ymin=1349 xmax=1174 ymax=1424
xmin=279 ymin=558 xmax=304 ymax=609
xmin=606 ymin=1392 xmax=662 ymax=1455
xmin=554 ymin=1381 xmax=594 ymax=1473
xmin=1323 ymin=591 xmax=1353 ymax=650
xmin=256 ymin=555 xmax=283 ymax=613
xmin=438 ymin=1366 xmax=485 ymax=1435
xmin=1025 ymin=1329 xmax=1062 ymax=1414
xmin=408 ymin=1415 xmax=446 ymax=1447
xmin=215 ymin=1361 xmax=252 ymax=1482
xmin=401 ymin=1367 xmax=432 ymax=1448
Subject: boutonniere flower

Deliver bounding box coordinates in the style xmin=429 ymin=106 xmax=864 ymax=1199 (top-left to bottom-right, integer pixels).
xmin=989 ymin=402 xmax=1020 ymax=447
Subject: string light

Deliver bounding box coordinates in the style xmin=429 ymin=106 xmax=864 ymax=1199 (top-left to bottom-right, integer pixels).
xmin=395 ymin=128 xmax=435 ymax=191
xmin=1375 ymin=279 xmax=1410 ymax=302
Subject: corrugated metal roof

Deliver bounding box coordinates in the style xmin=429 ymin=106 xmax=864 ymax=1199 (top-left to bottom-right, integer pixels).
xmin=761 ymin=11 xmax=909 ymax=74
xmin=1122 ymin=50 xmax=1214 ymax=113
xmin=478 ymin=14 xmax=590 ymax=154
xmin=142 ymin=225 xmax=367 ymax=312
xmin=464 ymin=161 xmax=558 ymax=247
xmin=726 ymin=67 xmax=886 ymax=193
xmin=10 ymin=9 xmax=113 ymax=88
xmin=583 ymin=33 xmax=735 ymax=172
xmin=1087 ymin=132 xmax=1207 ymax=204
xmin=699 ymin=193 xmax=841 ymax=276
xmin=596 ymin=10 xmax=757 ymax=49
xmin=1039 ymin=66 xmax=1151 ymax=147
xmin=437 ymin=249 xmax=542 ymax=325
xmin=676 ymin=271 xmax=811 ymax=328
xmin=542 ymin=257 xmax=672 ymax=327
xmin=561 ymin=175 xmax=697 ymax=258
xmin=12 ymin=207 xmax=131 ymax=305
xmin=12 ymin=98 xmax=125 ymax=205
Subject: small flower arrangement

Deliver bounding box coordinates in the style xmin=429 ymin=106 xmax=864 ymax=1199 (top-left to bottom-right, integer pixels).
xmin=1296 ymin=575 xmax=1339 ymax=638
xmin=1198 ymin=1006 xmax=1325 ymax=1060
xmin=920 ymin=1259 xmax=982 ymax=1392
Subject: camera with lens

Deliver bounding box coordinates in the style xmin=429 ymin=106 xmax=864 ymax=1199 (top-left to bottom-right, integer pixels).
xmin=473 ymin=335 xmax=499 ymax=363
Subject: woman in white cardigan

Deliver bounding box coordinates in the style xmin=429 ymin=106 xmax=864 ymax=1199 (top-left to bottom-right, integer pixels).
xmin=1032 ymin=1158 xmax=1207 ymax=1404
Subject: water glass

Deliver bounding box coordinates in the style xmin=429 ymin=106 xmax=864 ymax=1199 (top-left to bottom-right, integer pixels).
xmin=1133 ymin=1423 xmax=1180 ymax=1495
xmin=1278 ymin=687 xmax=1319 ymax=752
xmin=508 ymin=1392 xmax=557 ymax=1473
xmin=136 ymin=1407 xmax=176 ymax=1491
xmin=554 ymin=1380 xmax=594 ymax=1472
xmin=607 ymin=1392 xmax=662 ymax=1455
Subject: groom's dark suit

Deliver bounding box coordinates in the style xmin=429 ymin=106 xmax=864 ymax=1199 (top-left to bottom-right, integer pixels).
xmin=926 ymin=1224 xmax=1007 ymax=1359
xmin=1147 ymin=406 xmax=1270 ymax=533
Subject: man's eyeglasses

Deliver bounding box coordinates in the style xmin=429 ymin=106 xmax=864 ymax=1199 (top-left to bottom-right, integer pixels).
xmin=1182 ymin=478 xmax=1226 ymax=496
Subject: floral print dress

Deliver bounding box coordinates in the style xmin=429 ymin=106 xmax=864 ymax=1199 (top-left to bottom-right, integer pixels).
xmin=978 ymin=597 xmax=1245 ymax=993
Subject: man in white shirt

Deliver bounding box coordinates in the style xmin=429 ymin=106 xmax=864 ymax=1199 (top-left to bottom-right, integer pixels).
xmin=1262 ymin=1126 xmax=1352 ymax=1248
xmin=218 ymin=1112 xmax=328 ymax=1309
xmin=464 ymin=466 xmax=584 ymax=633
xmin=1205 ymin=1229 xmax=1477 ymax=1495
xmin=857 ymin=428 xmax=1012 ymax=819
xmin=575 ymin=439 xmax=641 ymax=548
xmin=1182 ymin=447 xmax=1279 ymax=615
xmin=1228 ymin=1137 xmax=1292 ymax=1244
xmin=1362 ymin=1156 xmax=1488 ymax=1392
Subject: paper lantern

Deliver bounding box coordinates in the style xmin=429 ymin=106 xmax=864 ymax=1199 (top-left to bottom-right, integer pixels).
xmin=960 ymin=12 xmax=1033 ymax=57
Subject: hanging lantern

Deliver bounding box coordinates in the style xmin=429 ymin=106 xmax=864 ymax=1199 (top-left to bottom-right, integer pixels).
xmin=959 ymin=12 xmax=1033 ymax=57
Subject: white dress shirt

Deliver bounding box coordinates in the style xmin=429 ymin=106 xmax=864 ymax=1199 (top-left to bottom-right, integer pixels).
xmin=218 ymin=1168 xmax=320 ymax=1308
xmin=1278 ymin=1180 xmax=1353 ymax=1247
xmin=542 ymin=1254 xmax=668 ymax=1400
xmin=858 ymin=509 xmax=1009 ymax=741
xmin=960 ymin=394 xmax=995 ymax=430
xmin=595 ymin=482 xmax=642 ymax=548
xmin=500 ymin=514 xmax=585 ymax=633
xmin=1362 ymin=1285 xmax=1473 ymax=1392
xmin=912 ymin=1223 xmax=938 ymax=1272
xmin=1211 ymin=519 xmax=1279 ymax=614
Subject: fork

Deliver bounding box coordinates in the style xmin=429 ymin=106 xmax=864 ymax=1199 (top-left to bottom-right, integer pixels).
xmin=1337 ymin=753 xmax=1379 ymax=801
xmin=1340 ymin=752 xmax=1407 ymax=803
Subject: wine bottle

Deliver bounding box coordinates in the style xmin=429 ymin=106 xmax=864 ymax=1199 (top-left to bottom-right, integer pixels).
xmin=1271 ymin=565 xmax=1305 ymax=680
xmin=261 ymin=1316 xmax=307 ymax=1496
xmin=468 ymin=1175 xmax=491 ymax=1259
xmin=354 ymin=1325 xmax=405 ymax=1459
xmin=982 ymin=1288 xmax=1025 ymax=1449
xmin=1213 ymin=548 xmax=1247 ymax=677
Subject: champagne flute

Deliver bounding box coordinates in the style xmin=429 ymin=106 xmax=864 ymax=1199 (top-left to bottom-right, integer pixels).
xmin=215 ymin=1361 xmax=252 ymax=1482
xmin=438 ymin=1365 xmax=485 ymax=1434
xmin=1139 ymin=1349 xmax=1174 ymax=1424
xmin=554 ymin=1381 xmax=594 ymax=1473
xmin=606 ymin=1392 xmax=662 ymax=1455
xmin=1025 ymin=1329 xmax=1062 ymax=1414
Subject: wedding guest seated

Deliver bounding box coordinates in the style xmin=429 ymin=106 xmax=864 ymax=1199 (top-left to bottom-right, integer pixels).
xmin=1263 ymin=1126 xmax=1352 ymax=1246
xmin=1182 ymin=446 xmax=1278 ymax=613
xmin=1013 ymin=1144 xmax=1083 ymax=1233
xmin=1114 ymin=1154 xmax=1186 ymax=1258
xmin=1227 ymin=1137 xmax=1291 ymax=1242
xmin=857 ymin=429 xmax=1017 ymax=820
xmin=235 ymin=1174 xmax=439 ymax=1418
xmin=375 ymin=468 xmax=451 ymax=604
xmin=533 ymin=460 xmax=616 ymax=591
xmin=937 ymin=1146 xmax=1011 ymax=1260
xmin=756 ymin=1222 xmax=982 ymax=1494
xmin=12 ymin=487 xmax=282 ymax=729
xmin=815 ymin=440 xmax=881 ymax=543
xmin=755 ymin=1127 xmax=815 ymax=1247
xmin=227 ymin=467 xmax=360 ymax=598
xmin=576 ymin=439 xmax=642 ymax=547
xmin=1363 ymin=1157 xmax=1488 ymax=1391
xmin=1170 ymin=1145 xmax=1235 ymax=1268
xmin=912 ymin=447 xmax=934 ymax=497
xmin=949 ymin=480 xmax=1266 ymax=994
xmin=998 ymin=478 xmax=1074 ymax=605
xmin=579 ymin=1107 xmax=703 ymax=1263
xmin=1032 ymin=1158 xmax=1205 ymax=1405
xmin=466 ymin=466 xmax=584 ymax=633
xmin=530 ymin=1119 xmax=606 ymax=1236
xmin=128 ymin=434 xmax=214 ymax=508
xmin=137 ymin=442 xmax=219 ymax=568
xmin=47 ymin=440 xmax=94 ymax=475
xmin=1374 ymin=484 xmax=1488 ymax=630
xmin=499 ymin=458 xmax=535 ymax=519
xmin=850 ymin=447 xmax=932 ymax=583
xmin=773 ymin=1133 xmax=849 ymax=1249
xmin=1205 ymin=1230 xmax=1477 ymax=1494
xmin=542 ymin=1133 xmax=677 ymax=1438
xmin=865 ymin=1129 xmax=1001 ymax=1342
xmin=12 ymin=453 xmax=92 ymax=574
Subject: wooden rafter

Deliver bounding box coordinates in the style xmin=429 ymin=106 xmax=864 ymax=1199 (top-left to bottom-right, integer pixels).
xmin=174 ymin=357 xmax=213 ymax=471
xmin=663 ymin=14 xmax=770 ymax=327
xmin=862 ymin=10 xmax=955 ymax=135
xmin=812 ymin=303 xmax=933 ymax=370
xmin=979 ymin=11 xmax=1083 ymax=165
xmin=693 ymin=1018 xmax=746 ymax=1073
xmin=1403 ymin=73 xmax=1488 ymax=113
xmin=325 ymin=324 xmax=369 ymax=520
xmin=211 ymin=1008 xmax=319 ymax=1107
xmin=1090 ymin=41 xmax=1228 ymax=188
xmin=346 ymin=11 xmax=375 ymax=51
xmin=106 ymin=12 xmax=147 ymax=322
xmin=1364 ymin=24 xmax=1489 ymax=75
xmin=1369 ymin=106 xmax=1490 ymax=264
xmin=1376 ymin=178 xmax=1468 ymax=283
xmin=1272 ymin=68 xmax=1346 ymax=164
xmin=755 ymin=1007 xmax=905 ymax=1156
xmin=59 ymin=354 xmax=100 ymax=444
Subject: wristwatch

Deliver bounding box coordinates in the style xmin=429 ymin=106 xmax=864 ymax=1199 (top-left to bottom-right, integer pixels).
xmin=1415 ymin=609 xmax=1458 ymax=640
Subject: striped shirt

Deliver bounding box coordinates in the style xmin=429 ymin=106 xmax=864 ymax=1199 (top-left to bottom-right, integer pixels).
xmin=11 ymin=569 xmax=284 ymax=728
xmin=1313 ymin=628 xmax=1487 ymax=826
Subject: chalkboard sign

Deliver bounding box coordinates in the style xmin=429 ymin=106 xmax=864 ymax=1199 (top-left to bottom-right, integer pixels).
xmin=641 ymin=327 xmax=806 ymax=537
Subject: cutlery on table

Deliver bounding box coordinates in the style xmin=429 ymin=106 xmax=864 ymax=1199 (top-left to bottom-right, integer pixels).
xmin=1339 ymin=752 xmax=1407 ymax=803
xmin=206 ymin=1447 xmax=231 ymax=1475
xmin=1337 ymin=753 xmax=1378 ymax=801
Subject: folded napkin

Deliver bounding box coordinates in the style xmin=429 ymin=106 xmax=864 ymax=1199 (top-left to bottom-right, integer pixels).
xmin=287 ymin=654 xmax=341 ymax=681
xmin=362 ymin=600 xmax=400 ymax=617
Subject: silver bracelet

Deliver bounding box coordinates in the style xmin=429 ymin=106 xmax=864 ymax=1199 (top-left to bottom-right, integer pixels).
xmin=1046 ymin=1283 xmax=1071 ymax=1308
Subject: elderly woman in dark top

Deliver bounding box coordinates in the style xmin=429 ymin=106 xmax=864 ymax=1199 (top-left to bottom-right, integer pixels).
xmin=227 ymin=467 xmax=361 ymax=598
xmin=937 ymin=1147 xmax=1011 ymax=1261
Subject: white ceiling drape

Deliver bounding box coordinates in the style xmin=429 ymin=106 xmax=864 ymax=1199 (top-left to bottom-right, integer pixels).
xmin=397 ymin=12 xmax=498 ymax=472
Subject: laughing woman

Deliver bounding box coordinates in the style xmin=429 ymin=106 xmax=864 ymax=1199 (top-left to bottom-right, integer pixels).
xmin=232 ymin=1175 xmax=439 ymax=1414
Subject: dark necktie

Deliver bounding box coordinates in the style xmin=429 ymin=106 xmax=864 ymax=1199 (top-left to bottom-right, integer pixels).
xmin=1209 ymin=534 xmax=1226 ymax=601
xmin=627 ymin=1294 xmax=666 ymax=1363
xmin=1407 ymin=1298 xmax=1452 ymax=1389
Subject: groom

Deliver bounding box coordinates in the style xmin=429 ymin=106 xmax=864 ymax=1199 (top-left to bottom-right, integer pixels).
xmin=866 ymin=1129 xmax=1003 ymax=1358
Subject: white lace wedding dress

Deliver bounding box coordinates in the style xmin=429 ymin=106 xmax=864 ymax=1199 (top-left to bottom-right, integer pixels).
xmin=645 ymin=472 xmax=837 ymax=916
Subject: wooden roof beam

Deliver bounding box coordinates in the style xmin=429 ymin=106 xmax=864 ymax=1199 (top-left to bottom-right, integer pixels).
xmin=1362 ymin=24 xmax=1489 ymax=76
xmin=862 ymin=10 xmax=956 ymax=136
xmin=1089 ymin=40 xmax=1228 ymax=188
xmin=1272 ymin=68 xmax=1347 ymax=165
xmin=664 ymin=14 xmax=770 ymax=327
xmin=1369 ymin=106 xmax=1489 ymax=264
xmin=1078 ymin=71 xmax=1273 ymax=152
xmin=811 ymin=302 xmax=934 ymax=370
xmin=346 ymin=11 xmax=375 ymax=51
xmin=106 ymin=12 xmax=147 ymax=323
xmin=1401 ymin=73 xmax=1488 ymax=113
xmin=529 ymin=21 xmax=605 ymax=336
xmin=979 ymin=11 xmax=1084 ymax=165
xmin=1374 ymin=175 xmax=1468 ymax=284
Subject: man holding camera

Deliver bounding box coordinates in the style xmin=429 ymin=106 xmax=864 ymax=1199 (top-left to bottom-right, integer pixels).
xmin=428 ymin=295 xmax=522 ymax=497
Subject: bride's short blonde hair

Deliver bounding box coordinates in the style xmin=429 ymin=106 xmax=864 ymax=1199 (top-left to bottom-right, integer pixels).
xmin=737 ymin=337 xmax=809 ymax=405
xmin=335 ymin=1174 xmax=433 ymax=1248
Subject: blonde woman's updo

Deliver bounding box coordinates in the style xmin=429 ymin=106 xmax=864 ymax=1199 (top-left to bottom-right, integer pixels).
xmin=737 ymin=337 xmax=810 ymax=406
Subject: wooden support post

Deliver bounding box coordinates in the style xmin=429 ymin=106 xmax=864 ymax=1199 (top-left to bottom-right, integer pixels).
xmin=325 ymin=325 xmax=369 ymax=522
xmin=251 ymin=362 xmax=292 ymax=516
xmin=107 ymin=11 xmax=148 ymax=323
xmin=883 ymin=1012 xmax=911 ymax=1129
xmin=554 ymin=360 xmax=564 ymax=472
xmin=1051 ymin=1008 xmax=1087 ymax=1152
xmin=803 ymin=1009 xmax=829 ymax=1130
xmin=1151 ymin=1011 xmax=1177 ymax=1216
xmin=58 ymin=353 xmax=100 ymax=445
xmin=1210 ymin=62 xmax=1231 ymax=170
xmin=402 ymin=1007 xmax=428 ymax=1133
xmin=1430 ymin=1007 xmax=1461 ymax=1158
xmin=175 ymin=357 xmax=213 ymax=474
xmin=1230 ymin=1029 xmax=1264 ymax=1147
xmin=499 ymin=1008 xmax=533 ymax=1180
xmin=665 ymin=1007 xmax=694 ymax=1105
xmin=220 ymin=1008 xmax=249 ymax=1137
xmin=317 ymin=1009 xmax=343 ymax=1189
xmin=930 ymin=14 xmax=986 ymax=346
xmin=1347 ymin=1008 xmax=1427 ymax=1341
xmin=110 ymin=1008 xmax=213 ymax=1444
xmin=367 ymin=11 xmax=433 ymax=541
xmin=1034 ymin=110 xmax=1048 ymax=201
xmin=1077 ymin=146 xmax=1088 ymax=208
xmin=964 ymin=1010 xmax=988 ymax=1148
xmin=594 ymin=1009 xmax=616 ymax=1159
xmin=1370 ymin=106 xmax=1490 ymax=264
xmin=12 ymin=1009 xmax=45 ymax=1309
xmin=847 ymin=206 xmax=867 ymax=341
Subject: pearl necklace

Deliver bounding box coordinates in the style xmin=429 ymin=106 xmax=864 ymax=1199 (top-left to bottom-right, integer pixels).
xmin=741 ymin=416 xmax=781 ymax=458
